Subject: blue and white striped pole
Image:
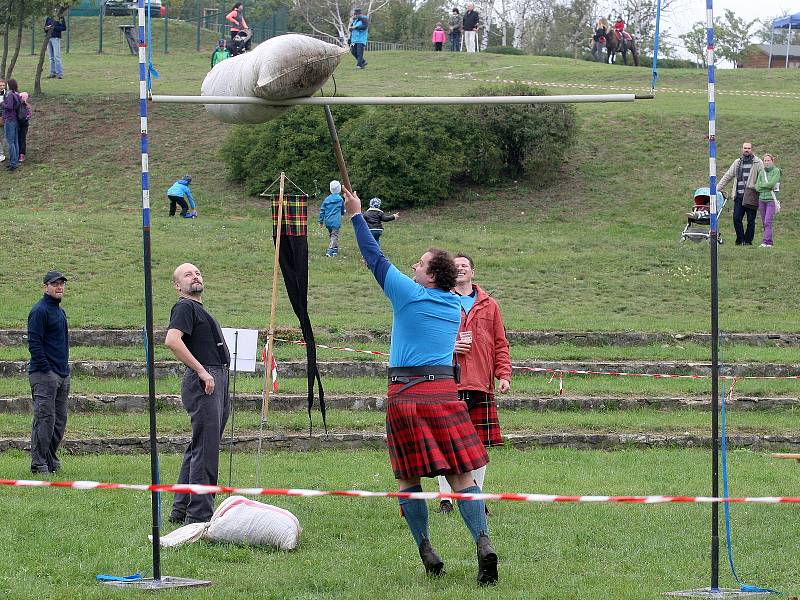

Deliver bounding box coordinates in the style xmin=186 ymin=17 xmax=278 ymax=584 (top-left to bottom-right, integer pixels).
xmin=706 ymin=0 xmax=720 ymax=591
xmin=138 ymin=0 xmax=162 ymax=580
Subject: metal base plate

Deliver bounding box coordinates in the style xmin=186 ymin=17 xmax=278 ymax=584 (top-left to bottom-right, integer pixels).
xmin=665 ymin=588 xmax=773 ymax=598
xmin=101 ymin=576 xmax=211 ymax=590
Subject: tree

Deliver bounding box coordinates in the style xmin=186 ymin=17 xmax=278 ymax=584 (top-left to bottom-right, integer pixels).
xmin=616 ymin=0 xmax=679 ymax=56
xmin=754 ymin=13 xmax=791 ymax=45
xmin=679 ymin=21 xmax=707 ymax=67
xmin=714 ymin=8 xmax=756 ymax=68
xmin=33 ymin=3 xmax=72 ymax=95
xmin=289 ymin=0 xmax=393 ymax=43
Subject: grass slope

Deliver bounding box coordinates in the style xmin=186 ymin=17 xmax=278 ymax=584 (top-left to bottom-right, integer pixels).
xmin=2 ymin=45 xmax=799 ymax=335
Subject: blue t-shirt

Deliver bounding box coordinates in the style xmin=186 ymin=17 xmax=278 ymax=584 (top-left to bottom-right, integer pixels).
xmin=350 ymin=213 xmax=460 ymax=367
xmin=383 ymin=266 xmax=461 ymax=367
xmin=459 ymin=290 xmax=477 ymax=315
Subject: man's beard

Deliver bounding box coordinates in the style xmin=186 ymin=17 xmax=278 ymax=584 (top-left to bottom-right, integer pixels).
xmin=188 ymin=282 xmax=204 ymax=294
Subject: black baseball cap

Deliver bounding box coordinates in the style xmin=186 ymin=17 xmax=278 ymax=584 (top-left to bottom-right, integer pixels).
xmin=43 ymin=270 xmax=67 ymax=285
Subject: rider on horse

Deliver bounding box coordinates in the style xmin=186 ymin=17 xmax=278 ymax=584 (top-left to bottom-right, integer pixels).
xmin=613 ymin=16 xmax=628 ymax=57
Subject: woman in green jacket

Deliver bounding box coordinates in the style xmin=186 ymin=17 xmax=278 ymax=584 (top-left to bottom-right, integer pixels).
xmin=755 ymin=153 xmax=781 ymax=247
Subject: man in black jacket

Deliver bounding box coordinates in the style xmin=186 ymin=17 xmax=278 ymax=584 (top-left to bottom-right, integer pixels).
xmin=44 ymin=16 xmax=67 ymax=79
xmin=28 ymin=270 xmax=70 ymax=474
xmin=462 ymin=3 xmax=480 ymax=52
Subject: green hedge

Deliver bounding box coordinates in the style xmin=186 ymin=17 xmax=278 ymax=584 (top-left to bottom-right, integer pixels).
xmin=221 ymin=85 xmax=577 ymax=208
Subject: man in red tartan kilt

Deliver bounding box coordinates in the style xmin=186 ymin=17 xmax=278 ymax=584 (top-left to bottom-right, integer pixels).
xmin=438 ymin=253 xmax=512 ymax=514
xmin=345 ymin=189 xmax=499 ymax=586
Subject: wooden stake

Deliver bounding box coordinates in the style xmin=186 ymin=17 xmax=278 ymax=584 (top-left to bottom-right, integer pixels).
xmin=261 ymin=172 xmax=285 ymax=423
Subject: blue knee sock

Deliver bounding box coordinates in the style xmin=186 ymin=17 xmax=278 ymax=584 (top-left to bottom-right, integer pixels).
xmin=398 ymin=485 xmax=429 ymax=547
xmin=456 ymin=485 xmax=488 ymax=542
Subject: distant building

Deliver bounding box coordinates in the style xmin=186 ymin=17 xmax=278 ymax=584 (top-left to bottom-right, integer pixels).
xmin=742 ymin=43 xmax=800 ymax=68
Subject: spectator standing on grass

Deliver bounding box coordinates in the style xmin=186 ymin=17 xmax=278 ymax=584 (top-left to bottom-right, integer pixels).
xmin=2 ymin=78 xmax=22 ymax=171
xmin=211 ymin=39 xmax=231 ymax=68
xmin=591 ymin=18 xmax=608 ymax=62
xmin=462 ymin=3 xmax=480 ymax=52
xmin=17 ymin=91 xmax=31 ymax=163
xmin=432 ymin=22 xmax=446 ymax=51
xmin=166 ymin=263 xmax=231 ymax=524
xmin=226 ymin=3 xmax=251 ymax=52
xmin=167 ymin=175 xmax=198 ymax=218
xmin=44 ymin=15 xmax=66 ymax=79
xmin=344 ymin=187 xmax=499 ymax=586
xmin=717 ymin=142 xmax=763 ymax=246
xmin=28 ymin=270 xmax=70 ymax=475
xmin=349 ymin=7 xmax=370 ymax=69
xmin=362 ymin=197 xmax=399 ymax=246
xmin=438 ymin=253 xmax=511 ymax=515
xmin=449 ymin=8 xmax=462 ymax=51
xmin=755 ymin=153 xmax=782 ymax=248
xmin=0 ymin=79 xmax=7 ymax=164
xmin=318 ymin=180 xmax=345 ymax=257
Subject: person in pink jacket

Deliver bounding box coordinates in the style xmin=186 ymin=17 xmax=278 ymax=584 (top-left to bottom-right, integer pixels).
xmin=431 ymin=22 xmax=446 ymax=51
xmin=437 ymin=253 xmax=512 ymax=515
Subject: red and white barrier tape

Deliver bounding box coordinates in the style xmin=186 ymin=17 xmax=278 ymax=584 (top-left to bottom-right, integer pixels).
xmin=1 ymin=478 xmax=799 ymax=504
xmin=276 ymin=338 xmax=389 ymax=357
xmin=515 ymin=366 xmax=800 ymax=381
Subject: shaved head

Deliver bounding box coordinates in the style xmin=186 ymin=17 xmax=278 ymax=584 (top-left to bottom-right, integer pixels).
xmin=172 ymin=263 xmax=204 ymax=299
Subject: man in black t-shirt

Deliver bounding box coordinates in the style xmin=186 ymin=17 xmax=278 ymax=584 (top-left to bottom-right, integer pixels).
xmin=165 ymin=262 xmax=231 ymax=524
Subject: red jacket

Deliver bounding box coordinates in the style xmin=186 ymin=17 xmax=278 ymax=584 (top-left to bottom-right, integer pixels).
xmin=456 ymin=285 xmax=512 ymax=393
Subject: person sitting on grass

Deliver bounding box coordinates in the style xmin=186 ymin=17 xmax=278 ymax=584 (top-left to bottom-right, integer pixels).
xmin=167 ymin=175 xmax=198 ymax=219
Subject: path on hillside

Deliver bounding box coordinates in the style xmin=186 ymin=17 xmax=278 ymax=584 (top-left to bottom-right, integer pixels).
xmin=440 ymin=73 xmax=800 ymax=99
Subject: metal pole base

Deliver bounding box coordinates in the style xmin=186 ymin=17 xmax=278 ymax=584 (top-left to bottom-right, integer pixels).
xmin=101 ymin=576 xmax=211 ymax=590
xmin=665 ymin=588 xmax=773 ymax=598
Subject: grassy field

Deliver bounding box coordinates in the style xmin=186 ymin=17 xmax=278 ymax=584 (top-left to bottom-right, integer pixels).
xmin=3 ymin=407 xmax=800 ymax=437
xmin=1 ymin=31 xmax=799 ymax=333
xmin=2 ymin=449 xmax=800 ymax=599
xmin=3 ymin=371 xmax=800 ymax=398
xmin=3 ymin=340 xmax=800 ymax=362
xmin=2 ymin=29 xmax=800 ymax=600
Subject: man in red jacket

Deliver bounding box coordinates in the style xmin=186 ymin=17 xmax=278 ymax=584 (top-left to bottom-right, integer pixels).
xmin=438 ymin=253 xmax=512 ymax=514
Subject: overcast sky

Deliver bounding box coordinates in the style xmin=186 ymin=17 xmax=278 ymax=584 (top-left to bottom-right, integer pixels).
xmin=664 ymin=0 xmax=794 ymax=36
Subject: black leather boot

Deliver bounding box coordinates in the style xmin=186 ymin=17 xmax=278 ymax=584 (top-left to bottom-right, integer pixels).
xmin=476 ymin=532 xmax=498 ymax=585
xmin=418 ymin=537 xmax=445 ymax=577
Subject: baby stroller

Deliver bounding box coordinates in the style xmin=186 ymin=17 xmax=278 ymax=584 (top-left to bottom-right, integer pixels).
xmin=229 ymin=28 xmax=252 ymax=56
xmin=681 ymin=187 xmax=727 ymax=244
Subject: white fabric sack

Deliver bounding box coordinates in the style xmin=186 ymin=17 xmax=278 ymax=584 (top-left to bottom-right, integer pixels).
xmin=202 ymin=34 xmax=347 ymax=124
xmin=153 ymin=496 xmax=302 ymax=550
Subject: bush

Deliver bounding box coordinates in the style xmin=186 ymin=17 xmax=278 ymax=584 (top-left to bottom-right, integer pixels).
xmin=221 ymin=85 xmax=578 ymax=208
xmin=220 ymin=104 xmax=366 ymax=196
xmin=339 ymin=105 xmax=504 ymax=208
xmin=482 ymin=46 xmax=525 ymax=55
xmin=461 ymin=83 xmax=577 ymax=177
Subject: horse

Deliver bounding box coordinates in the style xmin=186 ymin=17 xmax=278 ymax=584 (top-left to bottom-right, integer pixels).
xmin=606 ymin=31 xmax=639 ymax=66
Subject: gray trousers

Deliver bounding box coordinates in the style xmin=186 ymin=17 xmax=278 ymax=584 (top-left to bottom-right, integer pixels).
xmin=30 ymin=371 xmax=69 ymax=470
xmin=171 ymin=365 xmax=230 ymax=523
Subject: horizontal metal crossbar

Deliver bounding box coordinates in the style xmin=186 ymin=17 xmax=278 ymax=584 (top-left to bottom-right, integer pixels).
xmin=151 ymin=93 xmax=653 ymax=106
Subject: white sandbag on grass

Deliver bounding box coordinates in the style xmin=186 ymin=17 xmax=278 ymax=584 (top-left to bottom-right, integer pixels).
xmin=202 ymin=33 xmax=347 ymax=124
xmin=154 ymin=496 xmax=302 ymax=550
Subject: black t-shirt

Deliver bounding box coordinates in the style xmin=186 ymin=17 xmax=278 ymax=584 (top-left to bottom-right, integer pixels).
xmin=168 ymin=299 xmax=230 ymax=367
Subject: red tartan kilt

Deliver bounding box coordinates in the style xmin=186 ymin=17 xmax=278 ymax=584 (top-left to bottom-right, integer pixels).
xmin=465 ymin=392 xmax=504 ymax=447
xmin=386 ymin=379 xmax=489 ymax=480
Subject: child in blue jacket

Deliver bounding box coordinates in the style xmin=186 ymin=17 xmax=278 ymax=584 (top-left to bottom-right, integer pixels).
xmin=167 ymin=175 xmax=197 ymax=218
xmin=318 ymin=180 xmax=345 ymax=256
